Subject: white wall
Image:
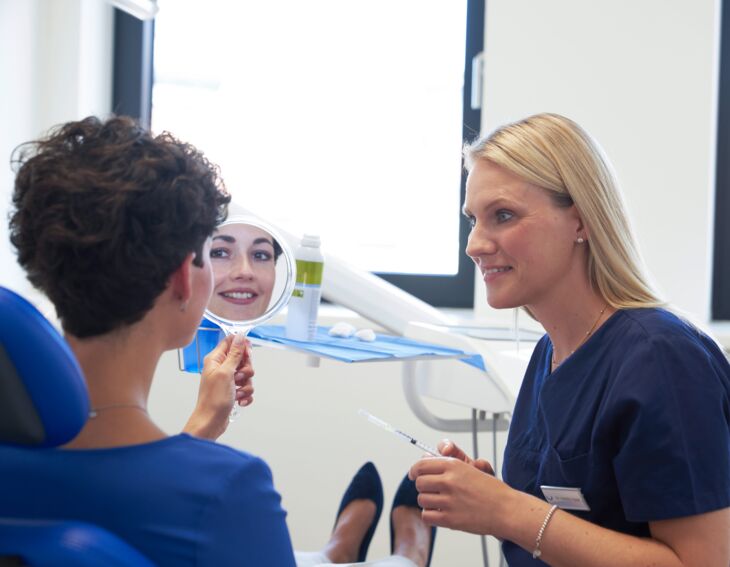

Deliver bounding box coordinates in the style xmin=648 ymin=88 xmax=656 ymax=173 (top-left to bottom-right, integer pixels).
xmin=475 ymin=0 xmax=720 ymax=328
xmin=0 ymin=0 xmax=112 ymax=300
xmin=0 ymin=1 xmax=723 ymax=566
xmin=1 ymin=0 xmax=40 ymax=297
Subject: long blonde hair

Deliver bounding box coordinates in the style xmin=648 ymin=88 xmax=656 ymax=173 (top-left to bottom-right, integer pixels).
xmin=464 ymin=113 xmax=662 ymax=310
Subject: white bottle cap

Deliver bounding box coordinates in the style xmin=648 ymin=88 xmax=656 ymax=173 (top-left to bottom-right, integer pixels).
xmin=301 ymin=234 xmax=321 ymax=248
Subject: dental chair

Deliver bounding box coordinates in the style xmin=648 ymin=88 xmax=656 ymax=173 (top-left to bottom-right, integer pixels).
xmin=0 ymin=286 xmax=154 ymax=566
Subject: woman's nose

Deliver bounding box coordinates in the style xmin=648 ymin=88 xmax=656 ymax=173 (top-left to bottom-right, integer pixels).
xmin=230 ymin=256 xmax=254 ymax=280
xmin=465 ymin=227 xmax=497 ymax=262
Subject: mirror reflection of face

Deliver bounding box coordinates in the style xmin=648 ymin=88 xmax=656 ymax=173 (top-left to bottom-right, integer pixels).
xmin=207 ymin=224 xmax=277 ymax=322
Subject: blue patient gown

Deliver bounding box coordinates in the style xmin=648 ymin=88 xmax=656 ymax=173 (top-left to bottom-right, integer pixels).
xmin=0 ymin=434 xmax=296 ymax=566
xmin=501 ymin=308 xmax=730 ymax=566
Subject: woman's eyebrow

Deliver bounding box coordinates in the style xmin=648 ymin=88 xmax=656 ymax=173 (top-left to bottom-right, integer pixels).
xmin=212 ymin=235 xmax=236 ymax=243
xmin=464 ymin=198 xmax=516 ymax=217
xmin=253 ymin=237 xmax=274 ymax=247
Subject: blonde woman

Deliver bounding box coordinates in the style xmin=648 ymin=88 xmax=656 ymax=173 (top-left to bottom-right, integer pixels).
xmin=410 ymin=113 xmax=730 ymax=566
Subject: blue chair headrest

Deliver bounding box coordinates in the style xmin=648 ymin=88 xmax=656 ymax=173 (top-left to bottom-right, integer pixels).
xmin=0 ymin=286 xmax=89 ymax=447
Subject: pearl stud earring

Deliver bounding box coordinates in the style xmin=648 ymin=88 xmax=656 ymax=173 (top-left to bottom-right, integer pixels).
xmin=576 ymin=237 xmax=585 ymax=244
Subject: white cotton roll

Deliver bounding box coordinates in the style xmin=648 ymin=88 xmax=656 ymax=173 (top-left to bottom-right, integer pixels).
xmin=328 ymin=322 xmax=357 ymax=338
xmin=354 ymin=328 xmax=376 ymax=342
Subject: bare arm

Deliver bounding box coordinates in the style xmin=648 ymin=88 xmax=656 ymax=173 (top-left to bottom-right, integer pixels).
xmin=410 ymin=456 xmax=730 ymax=567
xmin=502 ymin=489 xmax=729 ymax=567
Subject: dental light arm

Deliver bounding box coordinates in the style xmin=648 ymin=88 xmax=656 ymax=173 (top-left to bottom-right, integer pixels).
xmin=229 ymin=207 xmax=454 ymax=335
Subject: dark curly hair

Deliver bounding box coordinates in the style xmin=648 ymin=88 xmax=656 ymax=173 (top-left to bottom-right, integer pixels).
xmin=9 ymin=115 xmax=231 ymax=338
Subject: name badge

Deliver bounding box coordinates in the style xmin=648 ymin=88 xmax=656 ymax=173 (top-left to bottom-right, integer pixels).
xmin=540 ymin=485 xmax=591 ymax=511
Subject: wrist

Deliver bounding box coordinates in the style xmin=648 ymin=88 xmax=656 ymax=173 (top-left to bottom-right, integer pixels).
xmin=183 ymin=408 xmax=223 ymax=440
xmin=497 ymin=490 xmax=559 ymax=555
xmin=490 ymin=483 xmax=523 ymax=540
xmin=493 ymin=486 xmax=547 ymax=542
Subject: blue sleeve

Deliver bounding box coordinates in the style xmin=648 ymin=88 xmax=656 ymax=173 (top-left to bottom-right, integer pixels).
xmin=610 ymin=332 xmax=730 ymax=522
xmin=198 ymin=456 xmax=296 ymax=566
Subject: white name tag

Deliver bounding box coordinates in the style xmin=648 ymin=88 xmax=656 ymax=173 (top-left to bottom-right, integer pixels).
xmin=540 ymin=485 xmax=591 ymax=511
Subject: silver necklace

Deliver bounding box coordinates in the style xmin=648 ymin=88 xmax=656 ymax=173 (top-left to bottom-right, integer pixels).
xmin=88 ymin=404 xmax=148 ymax=418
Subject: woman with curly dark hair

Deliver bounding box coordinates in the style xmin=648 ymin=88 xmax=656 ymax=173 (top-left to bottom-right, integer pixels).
xmin=1 ymin=116 xmax=436 ymax=567
xmin=2 ymin=115 xmax=296 ymax=565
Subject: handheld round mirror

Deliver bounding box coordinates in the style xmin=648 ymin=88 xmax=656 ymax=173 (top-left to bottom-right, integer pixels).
xmin=204 ymin=215 xmax=295 ymax=336
xmin=178 ymin=215 xmax=295 ymax=422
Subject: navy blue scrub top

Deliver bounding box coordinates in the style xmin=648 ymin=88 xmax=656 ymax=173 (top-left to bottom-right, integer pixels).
xmin=502 ymin=308 xmax=730 ymax=566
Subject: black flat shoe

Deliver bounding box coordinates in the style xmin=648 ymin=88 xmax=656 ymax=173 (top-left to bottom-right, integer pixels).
xmin=334 ymin=461 xmax=384 ymax=562
xmin=390 ymin=474 xmax=436 ymax=567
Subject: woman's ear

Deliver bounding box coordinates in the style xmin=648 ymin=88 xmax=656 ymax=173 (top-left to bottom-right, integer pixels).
xmin=169 ymin=252 xmax=196 ymax=308
xmin=570 ymin=205 xmax=589 ymax=241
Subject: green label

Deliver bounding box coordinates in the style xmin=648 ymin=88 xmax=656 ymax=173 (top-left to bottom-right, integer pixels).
xmin=295 ymin=260 xmax=324 ymax=285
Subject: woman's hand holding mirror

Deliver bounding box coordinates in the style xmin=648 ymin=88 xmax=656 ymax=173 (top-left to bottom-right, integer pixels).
xmin=183 ymin=334 xmax=252 ymax=439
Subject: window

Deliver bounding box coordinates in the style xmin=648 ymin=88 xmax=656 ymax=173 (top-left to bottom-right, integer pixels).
xmin=114 ymin=1 xmax=485 ymax=307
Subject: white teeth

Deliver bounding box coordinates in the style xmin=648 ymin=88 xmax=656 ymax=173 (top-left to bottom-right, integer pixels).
xmin=484 ymin=267 xmax=510 ymax=275
xmin=223 ymin=292 xmax=254 ymax=299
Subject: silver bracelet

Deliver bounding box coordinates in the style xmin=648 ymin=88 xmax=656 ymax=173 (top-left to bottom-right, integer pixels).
xmin=532 ymin=504 xmax=558 ymax=559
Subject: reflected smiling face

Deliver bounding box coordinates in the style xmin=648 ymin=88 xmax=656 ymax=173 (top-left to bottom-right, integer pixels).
xmin=207 ymin=224 xmax=277 ymax=321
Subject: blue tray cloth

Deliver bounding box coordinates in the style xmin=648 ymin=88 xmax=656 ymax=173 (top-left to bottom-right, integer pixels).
xmin=180 ymin=322 xmax=485 ymax=373
xmin=249 ymin=325 xmax=481 ymax=365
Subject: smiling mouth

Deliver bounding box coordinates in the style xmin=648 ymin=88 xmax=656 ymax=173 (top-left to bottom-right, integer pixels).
xmin=484 ymin=267 xmax=512 ymax=275
xmin=482 ymin=266 xmax=513 ymax=282
xmin=220 ymin=291 xmax=258 ymax=304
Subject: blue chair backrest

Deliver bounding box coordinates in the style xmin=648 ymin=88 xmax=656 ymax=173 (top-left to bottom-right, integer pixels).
xmin=0 ymin=520 xmax=155 ymax=567
xmin=0 ymin=286 xmax=154 ymax=566
xmin=0 ymin=287 xmax=88 ymax=447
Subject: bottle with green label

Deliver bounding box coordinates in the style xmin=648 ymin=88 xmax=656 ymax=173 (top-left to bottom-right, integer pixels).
xmin=286 ymin=234 xmax=324 ymax=341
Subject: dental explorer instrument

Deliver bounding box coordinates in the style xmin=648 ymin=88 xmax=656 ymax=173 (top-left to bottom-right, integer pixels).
xmin=358 ymin=409 xmax=440 ymax=457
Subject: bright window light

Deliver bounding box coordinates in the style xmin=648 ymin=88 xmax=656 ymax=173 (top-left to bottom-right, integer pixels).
xmin=152 ymin=0 xmax=467 ymax=275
